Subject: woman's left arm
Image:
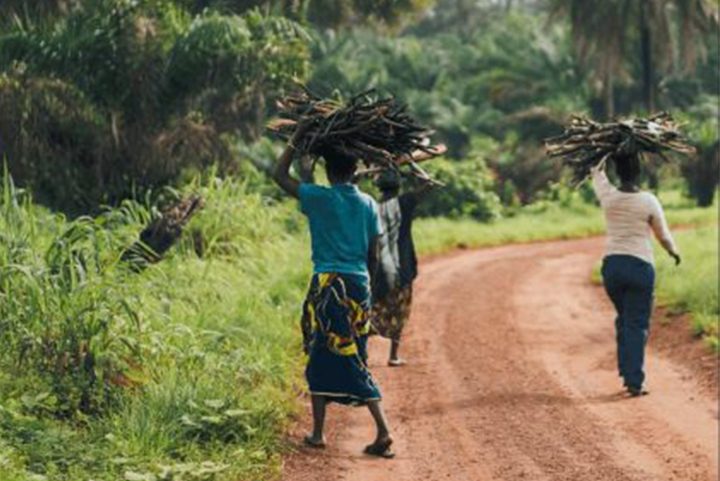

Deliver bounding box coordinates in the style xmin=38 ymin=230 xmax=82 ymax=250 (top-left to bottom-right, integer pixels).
xmin=648 ymin=196 xmax=681 ymax=265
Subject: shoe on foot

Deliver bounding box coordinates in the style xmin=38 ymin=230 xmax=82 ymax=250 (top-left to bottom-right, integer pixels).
xmin=627 ymin=386 xmax=649 ymax=397
xmin=388 ymin=358 xmax=406 ymax=367
xmin=364 ymin=437 xmax=395 ymax=459
xmin=303 ymin=435 xmax=326 ymax=449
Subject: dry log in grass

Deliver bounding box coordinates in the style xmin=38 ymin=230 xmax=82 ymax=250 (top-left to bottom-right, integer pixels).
xmin=122 ymin=195 xmax=204 ymax=270
xmin=267 ymin=89 xmax=440 ymax=183
xmin=545 ymin=112 xmax=696 ymax=184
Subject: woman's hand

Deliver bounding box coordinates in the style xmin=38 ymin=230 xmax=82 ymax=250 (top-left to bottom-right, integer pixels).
xmin=670 ymin=251 xmax=681 ymax=266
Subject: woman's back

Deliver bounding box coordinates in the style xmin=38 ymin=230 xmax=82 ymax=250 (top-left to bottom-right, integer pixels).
xmin=299 ymin=183 xmax=381 ymax=278
xmin=592 ymin=166 xmax=676 ymax=265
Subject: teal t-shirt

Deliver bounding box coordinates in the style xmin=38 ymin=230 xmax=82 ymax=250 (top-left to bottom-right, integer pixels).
xmin=299 ymin=183 xmax=382 ymax=279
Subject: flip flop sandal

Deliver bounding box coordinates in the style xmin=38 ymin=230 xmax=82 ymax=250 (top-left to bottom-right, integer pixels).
xmin=303 ymin=435 xmax=326 ymax=449
xmin=364 ymin=438 xmax=395 ymax=459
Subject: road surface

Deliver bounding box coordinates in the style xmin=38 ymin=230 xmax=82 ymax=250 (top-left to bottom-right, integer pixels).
xmin=282 ymin=237 xmax=718 ymax=481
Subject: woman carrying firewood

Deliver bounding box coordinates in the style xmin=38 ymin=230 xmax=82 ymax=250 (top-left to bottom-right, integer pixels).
xmin=547 ymin=114 xmax=693 ymax=397
xmin=273 ymin=121 xmax=395 ymax=458
xmin=370 ymin=144 xmax=447 ymax=366
xmin=592 ymin=152 xmax=681 ymax=397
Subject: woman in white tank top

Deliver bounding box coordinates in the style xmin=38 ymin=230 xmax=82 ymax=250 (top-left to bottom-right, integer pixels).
xmin=593 ymin=152 xmax=681 ymax=397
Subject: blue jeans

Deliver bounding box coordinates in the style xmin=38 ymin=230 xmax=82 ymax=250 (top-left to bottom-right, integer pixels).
xmin=601 ymin=255 xmax=655 ymax=390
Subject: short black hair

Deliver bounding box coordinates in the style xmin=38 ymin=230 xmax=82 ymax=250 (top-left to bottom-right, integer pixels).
xmin=318 ymin=145 xmax=358 ymax=181
xmin=375 ymin=170 xmax=401 ymax=192
xmin=613 ymin=151 xmax=642 ymax=184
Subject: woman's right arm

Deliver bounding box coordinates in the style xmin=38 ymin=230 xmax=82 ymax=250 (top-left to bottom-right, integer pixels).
xmin=590 ymin=159 xmax=615 ymax=206
xmin=648 ymin=195 xmax=681 ymax=265
xmin=272 ymin=121 xmax=312 ymax=199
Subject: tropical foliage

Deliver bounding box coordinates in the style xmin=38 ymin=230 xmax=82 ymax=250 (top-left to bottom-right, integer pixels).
xmin=552 ymin=0 xmax=719 ymax=117
xmin=0 ymin=0 xmax=310 ymax=212
xmin=0 ymin=169 xmax=312 ymax=481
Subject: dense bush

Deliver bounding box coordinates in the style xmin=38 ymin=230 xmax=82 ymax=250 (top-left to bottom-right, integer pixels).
xmin=680 ymin=98 xmax=720 ymax=207
xmin=0 ymin=170 xmax=311 ymax=480
xmin=309 ymin=13 xmax=585 ymax=159
xmin=417 ymin=156 xmax=501 ymax=221
xmin=0 ymin=1 xmax=309 ymax=213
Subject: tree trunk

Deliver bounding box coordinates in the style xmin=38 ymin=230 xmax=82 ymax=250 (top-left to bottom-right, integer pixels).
xmin=252 ymin=85 xmax=266 ymax=140
xmin=603 ymin=72 xmax=615 ymax=120
xmin=639 ymin=0 xmax=657 ymax=113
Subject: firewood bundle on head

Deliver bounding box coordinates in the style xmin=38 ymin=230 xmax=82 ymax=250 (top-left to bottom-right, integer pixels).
xmin=267 ymin=89 xmax=439 ymax=182
xmin=545 ymin=113 xmax=696 ymax=185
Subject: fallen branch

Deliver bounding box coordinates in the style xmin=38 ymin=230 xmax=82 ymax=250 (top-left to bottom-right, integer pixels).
xmin=121 ymin=195 xmax=204 ymax=271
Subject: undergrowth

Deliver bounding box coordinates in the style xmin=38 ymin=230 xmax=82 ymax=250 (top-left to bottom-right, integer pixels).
xmin=0 ymin=172 xmax=311 ymax=481
xmin=654 ymin=225 xmax=719 ymax=351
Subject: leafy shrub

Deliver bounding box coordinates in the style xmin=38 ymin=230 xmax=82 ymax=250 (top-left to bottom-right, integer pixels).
xmin=0 ymin=173 xmax=145 ymax=417
xmin=0 ymin=168 xmax=311 ymax=480
xmin=0 ymin=3 xmax=310 ymax=212
xmin=680 ymin=100 xmax=719 ymax=207
xmin=417 ymin=156 xmax=501 ymax=221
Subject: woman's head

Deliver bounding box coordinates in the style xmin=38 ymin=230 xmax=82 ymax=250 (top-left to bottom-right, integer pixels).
xmin=375 ymin=170 xmax=401 ymax=195
xmin=613 ymin=151 xmax=642 ymax=185
xmin=319 ymin=146 xmax=358 ymax=183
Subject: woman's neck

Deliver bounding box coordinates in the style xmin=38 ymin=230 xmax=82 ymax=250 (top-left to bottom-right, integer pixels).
xmin=619 ymin=182 xmax=640 ymax=193
xmin=381 ymin=190 xmax=399 ymax=201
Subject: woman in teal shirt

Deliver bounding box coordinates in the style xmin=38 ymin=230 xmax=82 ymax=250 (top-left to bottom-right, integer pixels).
xmin=273 ymin=124 xmax=395 ymax=458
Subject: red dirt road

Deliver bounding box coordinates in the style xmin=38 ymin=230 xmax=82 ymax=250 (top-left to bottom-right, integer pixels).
xmin=282 ymin=237 xmax=718 ymax=481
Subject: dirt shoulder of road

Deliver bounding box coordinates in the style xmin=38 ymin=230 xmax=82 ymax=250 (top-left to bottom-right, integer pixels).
xmin=651 ymin=308 xmax=718 ymax=400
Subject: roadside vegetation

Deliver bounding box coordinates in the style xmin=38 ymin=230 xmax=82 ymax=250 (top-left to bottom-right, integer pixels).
xmin=654 ymin=225 xmax=719 ymax=351
xmin=415 ymin=186 xmax=718 ymax=255
xmin=0 ymin=172 xmax=311 ymax=481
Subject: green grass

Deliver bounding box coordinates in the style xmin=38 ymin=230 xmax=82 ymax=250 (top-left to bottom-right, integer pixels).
xmin=0 ymin=174 xmax=312 ymax=481
xmin=654 ymin=225 xmax=719 ymax=350
xmin=415 ymin=189 xmax=717 ymax=255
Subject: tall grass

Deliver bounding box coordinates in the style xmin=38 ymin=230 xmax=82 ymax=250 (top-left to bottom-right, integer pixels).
xmin=0 ymin=172 xmax=312 ymax=481
xmin=654 ymin=225 xmax=719 ymax=350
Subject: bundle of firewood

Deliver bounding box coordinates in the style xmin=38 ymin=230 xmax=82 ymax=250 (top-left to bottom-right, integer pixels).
xmin=267 ymin=89 xmax=439 ymax=180
xmin=545 ymin=113 xmax=696 ymax=184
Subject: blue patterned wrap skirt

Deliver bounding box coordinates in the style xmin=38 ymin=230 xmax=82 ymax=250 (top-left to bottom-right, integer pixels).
xmin=301 ymin=273 xmax=382 ymax=405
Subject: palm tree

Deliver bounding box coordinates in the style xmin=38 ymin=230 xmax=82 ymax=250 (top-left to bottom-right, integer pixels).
xmin=0 ymin=0 xmax=70 ymax=18
xmin=553 ymin=0 xmax=718 ymax=117
xmin=0 ymin=3 xmax=310 ymax=211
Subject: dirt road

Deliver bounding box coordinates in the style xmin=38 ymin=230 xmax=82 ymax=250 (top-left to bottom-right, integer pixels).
xmin=282 ymin=237 xmax=718 ymax=481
